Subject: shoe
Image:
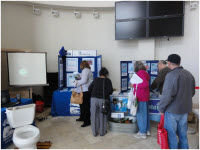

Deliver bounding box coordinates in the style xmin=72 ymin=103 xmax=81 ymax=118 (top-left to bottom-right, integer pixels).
xmin=76 ymin=118 xmax=83 ymax=121
xmin=134 ymin=132 xmax=147 ymax=139
xmin=147 ymin=131 xmax=151 ymax=136
xmin=81 ymin=123 xmax=91 ymax=127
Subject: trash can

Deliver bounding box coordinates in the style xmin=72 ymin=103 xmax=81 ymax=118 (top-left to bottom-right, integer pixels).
xmin=36 ymin=101 xmax=44 ymax=113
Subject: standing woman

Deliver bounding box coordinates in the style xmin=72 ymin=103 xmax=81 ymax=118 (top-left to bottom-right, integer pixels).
xmin=76 ymin=61 xmax=93 ymax=127
xmin=89 ymin=67 xmax=113 ymax=137
xmin=133 ymin=61 xmax=150 ymax=139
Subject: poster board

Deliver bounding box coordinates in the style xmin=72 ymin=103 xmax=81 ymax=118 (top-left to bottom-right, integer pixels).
xmin=58 ymin=55 xmax=102 ymax=89
xmin=120 ymin=60 xmax=159 ymax=92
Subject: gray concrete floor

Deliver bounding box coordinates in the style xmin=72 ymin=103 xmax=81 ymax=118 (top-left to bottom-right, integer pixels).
xmin=6 ymin=115 xmax=199 ymax=149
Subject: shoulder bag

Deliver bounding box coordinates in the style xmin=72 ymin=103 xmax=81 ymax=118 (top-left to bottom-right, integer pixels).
xmin=101 ymin=79 xmax=110 ymax=115
xmin=130 ymin=84 xmax=138 ymax=116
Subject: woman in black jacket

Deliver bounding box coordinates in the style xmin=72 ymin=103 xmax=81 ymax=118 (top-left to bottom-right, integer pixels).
xmin=88 ymin=67 xmax=113 ymax=137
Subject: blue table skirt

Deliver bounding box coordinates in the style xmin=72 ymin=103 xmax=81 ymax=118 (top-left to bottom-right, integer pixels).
xmin=51 ymin=90 xmax=80 ymax=117
xmin=1 ymin=98 xmax=33 ymax=149
xmin=50 ymin=90 xmax=161 ymax=122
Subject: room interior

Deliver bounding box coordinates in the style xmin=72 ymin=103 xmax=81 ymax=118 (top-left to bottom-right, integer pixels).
xmin=1 ymin=1 xmax=199 ymax=149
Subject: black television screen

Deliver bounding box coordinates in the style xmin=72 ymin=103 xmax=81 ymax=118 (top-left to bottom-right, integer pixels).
xmin=115 ymin=1 xmax=184 ymax=40
xmin=116 ymin=1 xmax=147 ymax=20
xmin=149 ymin=1 xmax=184 ymax=17
xmin=116 ymin=20 xmax=146 ymax=39
xmin=149 ymin=17 xmax=183 ymax=37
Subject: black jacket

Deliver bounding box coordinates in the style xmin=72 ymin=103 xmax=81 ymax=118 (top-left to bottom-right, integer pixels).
xmin=151 ymin=67 xmax=171 ymax=94
xmin=89 ymin=77 xmax=113 ymax=100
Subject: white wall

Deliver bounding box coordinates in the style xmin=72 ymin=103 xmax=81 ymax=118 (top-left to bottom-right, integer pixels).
xmin=30 ymin=1 xmax=115 ymax=8
xmin=1 ymin=2 xmax=199 ymax=104
xmin=155 ymin=2 xmax=199 ymax=104
xmin=1 ymin=2 xmax=155 ymax=92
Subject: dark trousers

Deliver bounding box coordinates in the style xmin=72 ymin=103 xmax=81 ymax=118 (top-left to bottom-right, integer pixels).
xmin=79 ymin=91 xmax=91 ymax=124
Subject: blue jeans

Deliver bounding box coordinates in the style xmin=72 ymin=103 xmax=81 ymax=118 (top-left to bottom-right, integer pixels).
xmin=136 ymin=101 xmax=150 ymax=133
xmin=164 ymin=112 xmax=189 ymax=149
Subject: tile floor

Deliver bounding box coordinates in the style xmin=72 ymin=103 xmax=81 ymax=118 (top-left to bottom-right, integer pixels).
xmin=6 ymin=115 xmax=199 ymax=149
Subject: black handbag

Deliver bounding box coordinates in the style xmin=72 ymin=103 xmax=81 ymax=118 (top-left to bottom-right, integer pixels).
xmin=101 ymin=79 xmax=110 ymax=115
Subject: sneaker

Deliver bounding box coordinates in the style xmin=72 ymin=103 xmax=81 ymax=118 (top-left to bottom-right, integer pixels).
xmin=147 ymin=131 xmax=151 ymax=136
xmin=134 ymin=132 xmax=147 ymax=139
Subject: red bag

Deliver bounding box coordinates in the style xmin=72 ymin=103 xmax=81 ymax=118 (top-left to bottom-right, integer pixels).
xmin=157 ymin=115 xmax=169 ymax=149
xmin=36 ymin=101 xmax=44 ymax=113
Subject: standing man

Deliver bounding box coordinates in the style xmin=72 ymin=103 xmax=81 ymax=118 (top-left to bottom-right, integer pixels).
xmin=159 ymin=54 xmax=195 ymax=149
xmin=151 ymin=60 xmax=170 ymax=95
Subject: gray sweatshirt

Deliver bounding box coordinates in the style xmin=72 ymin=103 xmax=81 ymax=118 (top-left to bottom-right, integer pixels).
xmin=159 ymin=67 xmax=195 ymax=114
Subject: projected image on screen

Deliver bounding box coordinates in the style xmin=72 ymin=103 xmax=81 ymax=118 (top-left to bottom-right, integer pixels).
xmin=19 ymin=68 xmax=28 ymax=77
xmin=7 ymin=53 xmax=47 ymax=86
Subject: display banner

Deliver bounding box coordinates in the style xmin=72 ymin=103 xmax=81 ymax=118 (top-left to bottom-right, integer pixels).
xmin=110 ymin=96 xmax=130 ymax=115
xmin=120 ymin=60 xmax=159 ymax=92
xmin=148 ymin=99 xmax=160 ymax=114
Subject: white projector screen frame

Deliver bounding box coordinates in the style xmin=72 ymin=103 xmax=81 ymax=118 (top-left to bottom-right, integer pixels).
xmin=7 ymin=52 xmax=47 ymax=86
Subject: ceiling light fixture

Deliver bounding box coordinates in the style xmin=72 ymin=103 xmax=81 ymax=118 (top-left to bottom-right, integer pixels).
xmin=51 ymin=8 xmax=59 ymax=17
xmin=93 ymin=10 xmax=99 ymax=19
xmin=74 ymin=9 xmax=81 ymax=18
xmin=33 ymin=5 xmax=41 ymax=15
xmin=190 ymin=1 xmax=198 ymax=9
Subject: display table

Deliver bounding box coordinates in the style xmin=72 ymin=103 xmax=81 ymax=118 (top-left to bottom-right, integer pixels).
xmin=148 ymin=95 xmax=161 ymax=122
xmin=51 ymin=90 xmax=80 ymax=116
xmin=50 ymin=90 xmax=161 ymax=121
xmin=1 ymin=98 xmax=33 ymax=149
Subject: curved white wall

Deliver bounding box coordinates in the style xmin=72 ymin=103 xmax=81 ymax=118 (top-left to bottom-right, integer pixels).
xmin=1 ymin=2 xmax=155 ymax=91
xmin=155 ymin=2 xmax=199 ymax=104
xmin=30 ymin=1 xmax=115 ymax=8
xmin=1 ymin=2 xmax=199 ymax=104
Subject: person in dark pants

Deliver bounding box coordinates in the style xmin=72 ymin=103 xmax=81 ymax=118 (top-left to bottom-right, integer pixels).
xmin=89 ymin=67 xmax=113 ymax=137
xmin=75 ymin=61 xmax=93 ymax=127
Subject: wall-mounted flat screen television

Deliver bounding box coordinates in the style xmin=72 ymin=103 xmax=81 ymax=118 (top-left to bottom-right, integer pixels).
xmin=115 ymin=1 xmax=184 ymax=40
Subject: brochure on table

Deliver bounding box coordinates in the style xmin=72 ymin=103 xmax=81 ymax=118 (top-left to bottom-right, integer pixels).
xmin=120 ymin=60 xmax=159 ymax=92
xmin=58 ymin=53 xmax=102 ymax=89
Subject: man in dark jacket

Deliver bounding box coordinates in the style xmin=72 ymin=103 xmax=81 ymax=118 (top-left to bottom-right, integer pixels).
xmin=151 ymin=60 xmax=170 ymax=95
xmin=159 ymin=54 xmax=195 ymax=149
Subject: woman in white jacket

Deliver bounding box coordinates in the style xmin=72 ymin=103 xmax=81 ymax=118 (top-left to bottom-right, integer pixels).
xmin=75 ymin=61 xmax=93 ymax=127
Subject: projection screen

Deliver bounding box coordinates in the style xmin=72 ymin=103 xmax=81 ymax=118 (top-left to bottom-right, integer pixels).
xmin=7 ymin=52 xmax=47 ymax=86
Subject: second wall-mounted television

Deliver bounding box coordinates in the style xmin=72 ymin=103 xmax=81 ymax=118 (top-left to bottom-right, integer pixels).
xmin=115 ymin=1 xmax=184 ymax=40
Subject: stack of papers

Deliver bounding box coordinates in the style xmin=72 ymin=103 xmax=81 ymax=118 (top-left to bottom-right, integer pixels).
xmin=112 ymin=91 xmax=120 ymax=96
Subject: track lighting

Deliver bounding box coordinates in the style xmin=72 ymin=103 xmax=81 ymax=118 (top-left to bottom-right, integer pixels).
xmin=190 ymin=1 xmax=198 ymax=9
xmin=74 ymin=10 xmax=81 ymax=18
xmin=33 ymin=5 xmax=41 ymax=15
xmin=51 ymin=8 xmax=59 ymax=17
xmin=93 ymin=10 xmax=99 ymax=19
